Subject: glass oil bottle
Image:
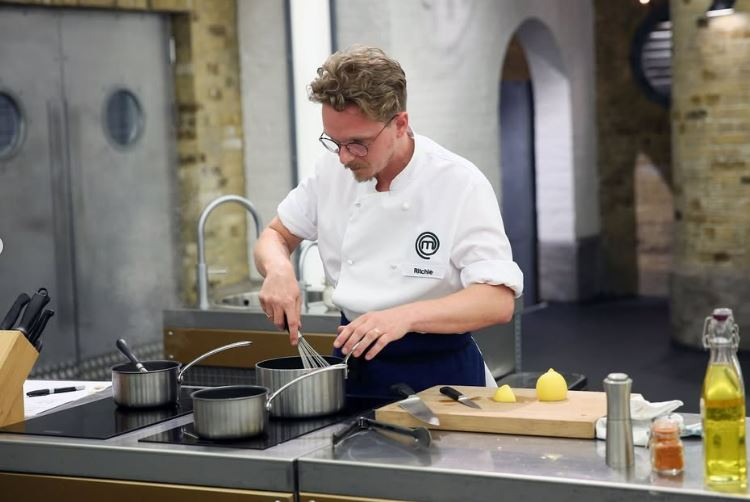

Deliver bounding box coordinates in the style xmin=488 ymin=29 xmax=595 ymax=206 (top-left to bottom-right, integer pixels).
xmin=701 ymin=307 xmax=747 ymax=491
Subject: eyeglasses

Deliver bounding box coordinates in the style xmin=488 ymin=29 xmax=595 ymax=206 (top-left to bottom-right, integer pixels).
xmin=319 ymin=116 xmax=395 ymax=157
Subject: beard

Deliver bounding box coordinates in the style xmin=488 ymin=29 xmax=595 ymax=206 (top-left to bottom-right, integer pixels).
xmin=346 ymin=160 xmax=374 ymax=182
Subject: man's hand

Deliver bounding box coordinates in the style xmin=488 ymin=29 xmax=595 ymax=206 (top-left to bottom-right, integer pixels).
xmin=332 ymin=284 xmax=515 ymax=360
xmin=258 ymin=271 xmax=303 ymax=345
xmin=333 ymin=307 xmax=412 ymax=360
xmin=254 ymin=216 xmax=304 ymax=345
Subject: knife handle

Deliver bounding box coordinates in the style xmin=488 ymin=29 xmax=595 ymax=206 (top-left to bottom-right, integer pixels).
xmin=390 ymin=382 xmax=417 ymax=398
xmin=14 ymin=288 xmax=50 ymax=335
xmin=0 ymin=293 xmax=30 ymax=330
xmin=439 ymin=386 xmax=463 ymax=402
xmin=29 ymin=309 xmax=54 ymax=345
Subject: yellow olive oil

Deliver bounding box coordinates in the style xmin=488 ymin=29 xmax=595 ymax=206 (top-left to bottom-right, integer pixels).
xmin=701 ymin=363 xmax=747 ymax=490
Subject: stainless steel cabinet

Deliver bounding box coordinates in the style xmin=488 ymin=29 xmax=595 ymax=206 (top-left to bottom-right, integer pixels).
xmin=0 ymin=6 xmax=177 ymax=367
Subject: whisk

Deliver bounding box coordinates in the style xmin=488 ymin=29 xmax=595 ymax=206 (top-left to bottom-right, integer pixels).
xmin=284 ymin=316 xmax=330 ymax=368
xmin=297 ymin=331 xmax=330 ymax=369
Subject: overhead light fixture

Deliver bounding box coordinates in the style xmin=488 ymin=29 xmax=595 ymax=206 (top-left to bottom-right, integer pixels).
xmin=706 ymin=0 xmax=735 ymax=17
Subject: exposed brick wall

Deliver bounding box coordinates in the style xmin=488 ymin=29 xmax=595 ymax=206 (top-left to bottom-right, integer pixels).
xmin=635 ymin=153 xmax=674 ymax=297
xmin=595 ymin=0 xmax=672 ymax=297
xmin=671 ymin=0 xmax=750 ymax=348
xmin=171 ymin=1 xmax=248 ymax=306
xmin=1 ymin=0 xmax=247 ymax=306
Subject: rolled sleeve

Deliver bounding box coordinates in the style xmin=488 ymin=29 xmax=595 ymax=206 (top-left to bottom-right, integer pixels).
xmin=452 ymin=178 xmax=524 ymax=298
xmin=460 ymin=259 xmax=524 ymax=297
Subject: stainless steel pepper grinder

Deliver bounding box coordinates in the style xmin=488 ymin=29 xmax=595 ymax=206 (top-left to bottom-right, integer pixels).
xmin=603 ymin=372 xmax=634 ymax=469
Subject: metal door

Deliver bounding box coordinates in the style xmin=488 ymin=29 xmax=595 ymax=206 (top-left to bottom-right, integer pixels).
xmin=501 ymin=81 xmax=539 ymax=305
xmin=0 ymin=6 xmax=177 ymax=365
xmin=60 ymin=10 xmax=177 ymax=358
xmin=0 ymin=7 xmax=77 ymax=363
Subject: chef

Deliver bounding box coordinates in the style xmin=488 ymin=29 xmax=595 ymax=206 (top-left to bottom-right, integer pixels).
xmin=254 ymin=45 xmax=523 ymax=398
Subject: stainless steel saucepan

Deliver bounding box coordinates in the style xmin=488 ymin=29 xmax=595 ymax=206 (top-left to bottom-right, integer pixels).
xmin=111 ymin=340 xmax=252 ymax=408
xmin=191 ymin=363 xmax=347 ymax=439
xmin=255 ymin=340 xmax=363 ymax=418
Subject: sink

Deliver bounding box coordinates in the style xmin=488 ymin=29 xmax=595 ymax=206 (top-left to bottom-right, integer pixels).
xmin=217 ymin=290 xmax=338 ymax=316
xmin=219 ymin=291 xmax=262 ymax=309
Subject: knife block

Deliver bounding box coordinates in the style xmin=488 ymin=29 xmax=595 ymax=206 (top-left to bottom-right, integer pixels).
xmin=0 ymin=330 xmax=38 ymax=427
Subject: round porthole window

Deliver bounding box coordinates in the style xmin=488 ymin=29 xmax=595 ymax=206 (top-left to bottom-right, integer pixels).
xmin=105 ymin=89 xmax=143 ymax=147
xmin=0 ymin=92 xmax=24 ymax=159
xmin=631 ymin=3 xmax=672 ymax=108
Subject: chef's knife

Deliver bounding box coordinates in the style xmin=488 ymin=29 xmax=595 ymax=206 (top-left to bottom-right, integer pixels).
xmin=440 ymin=386 xmax=482 ymax=409
xmin=390 ymin=383 xmax=441 ymax=426
xmin=0 ymin=292 xmax=30 ymax=330
xmin=13 ymin=288 xmax=50 ymax=338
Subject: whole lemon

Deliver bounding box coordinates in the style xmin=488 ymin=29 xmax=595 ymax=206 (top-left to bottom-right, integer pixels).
xmin=493 ymin=384 xmax=517 ymax=403
xmin=536 ymin=368 xmax=568 ymax=401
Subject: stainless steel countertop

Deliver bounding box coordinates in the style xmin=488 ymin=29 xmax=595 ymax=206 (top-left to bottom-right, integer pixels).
xmin=0 ymin=390 xmax=332 ymax=492
xmin=1 ymin=400 xmax=747 ymax=500
xmin=298 ymin=416 xmax=749 ymax=501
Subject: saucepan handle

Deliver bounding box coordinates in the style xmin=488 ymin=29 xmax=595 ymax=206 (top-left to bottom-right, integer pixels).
xmin=177 ymin=341 xmax=252 ymax=382
xmin=266 ymin=364 xmax=346 ymax=410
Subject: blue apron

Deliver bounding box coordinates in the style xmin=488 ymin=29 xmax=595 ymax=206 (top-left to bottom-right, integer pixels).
xmin=333 ymin=314 xmax=485 ymax=399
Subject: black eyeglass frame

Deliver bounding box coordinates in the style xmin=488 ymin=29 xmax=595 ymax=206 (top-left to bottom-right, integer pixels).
xmin=318 ymin=115 xmax=397 ymax=157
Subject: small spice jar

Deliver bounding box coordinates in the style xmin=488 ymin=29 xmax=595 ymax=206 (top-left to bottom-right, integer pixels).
xmin=649 ymin=415 xmax=684 ymax=476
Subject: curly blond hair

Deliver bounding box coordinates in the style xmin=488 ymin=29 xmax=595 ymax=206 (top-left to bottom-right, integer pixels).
xmin=308 ymin=45 xmax=407 ymax=123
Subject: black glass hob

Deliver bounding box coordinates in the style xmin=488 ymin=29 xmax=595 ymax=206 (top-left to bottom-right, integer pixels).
xmin=139 ymin=396 xmax=388 ymax=451
xmin=0 ymin=388 xmax=194 ymax=440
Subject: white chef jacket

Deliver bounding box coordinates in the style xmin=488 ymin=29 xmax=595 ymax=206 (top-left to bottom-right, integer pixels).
xmin=278 ymin=133 xmax=524 ymax=322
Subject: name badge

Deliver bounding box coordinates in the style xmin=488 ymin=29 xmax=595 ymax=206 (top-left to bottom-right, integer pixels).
xmin=400 ymin=263 xmax=445 ymax=279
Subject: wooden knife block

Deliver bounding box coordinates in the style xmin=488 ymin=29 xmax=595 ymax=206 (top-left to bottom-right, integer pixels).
xmin=0 ymin=330 xmax=38 ymax=427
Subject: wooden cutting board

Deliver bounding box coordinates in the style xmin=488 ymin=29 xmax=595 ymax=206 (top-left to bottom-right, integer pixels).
xmin=375 ymin=385 xmax=621 ymax=439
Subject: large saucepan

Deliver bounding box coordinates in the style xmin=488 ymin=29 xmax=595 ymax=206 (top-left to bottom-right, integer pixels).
xmin=112 ymin=339 xmax=252 ymax=408
xmin=191 ymin=363 xmax=348 ymax=439
xmin=255 ymin=354 xmax=346 ymax=418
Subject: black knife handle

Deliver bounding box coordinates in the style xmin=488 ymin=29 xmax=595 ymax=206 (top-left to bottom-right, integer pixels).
xmin=0 ymin=293 xmax=30 ymax=330
xmin=390 ymin=383 xmax=417 ymax=398
xmin=14 ymin=289 xmax=50 ymax=335
xmin=439 ymin=386 xmax=463 ymax=402
xmin=29 ymin=309 xmax=54 ymax=345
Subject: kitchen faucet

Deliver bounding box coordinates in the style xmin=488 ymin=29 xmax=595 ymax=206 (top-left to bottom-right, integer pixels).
xmin=196 ymin=195 xmax=263 ymax=310
xmin=297 ymin=240 xmax=319 ymax=313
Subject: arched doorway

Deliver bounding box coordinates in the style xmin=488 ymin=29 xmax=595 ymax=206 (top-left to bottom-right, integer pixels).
xmin=500 ymin=35 xmax=539 ymax=306
xmin=499 ymin=19 xmax=583 ymax=303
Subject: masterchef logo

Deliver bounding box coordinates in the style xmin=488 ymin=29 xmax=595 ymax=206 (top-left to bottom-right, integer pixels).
xmin=415 ymin=232 xmax=439 ymax=260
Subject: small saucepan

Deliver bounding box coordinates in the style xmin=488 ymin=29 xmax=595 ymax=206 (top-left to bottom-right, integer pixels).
xmin=112 ymin=340 xmax=252 ymax=408
xmin=191 ymin=353 xmax=356 ymax=439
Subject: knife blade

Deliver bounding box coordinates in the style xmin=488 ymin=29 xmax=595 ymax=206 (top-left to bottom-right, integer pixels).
xmin=0 ymin=292 xmax=30 ymax=330
xmin=440 ymin=386 xmax=482 ymax=409
xmin=390 ymin=383 xmax=441 ymax=426
xmin=14 ymin=288 xmax=50 ymax=338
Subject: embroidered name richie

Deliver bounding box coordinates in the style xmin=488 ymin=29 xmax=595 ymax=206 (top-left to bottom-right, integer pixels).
xmin=413 ymin=267 xmax=434 ymax=275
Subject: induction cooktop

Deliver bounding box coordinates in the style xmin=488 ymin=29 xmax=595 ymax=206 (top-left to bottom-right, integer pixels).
xmin=0 ymin=388 xmax=194 ymax=440
xmin=139 ymin=396 xmax=387 ymax=450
